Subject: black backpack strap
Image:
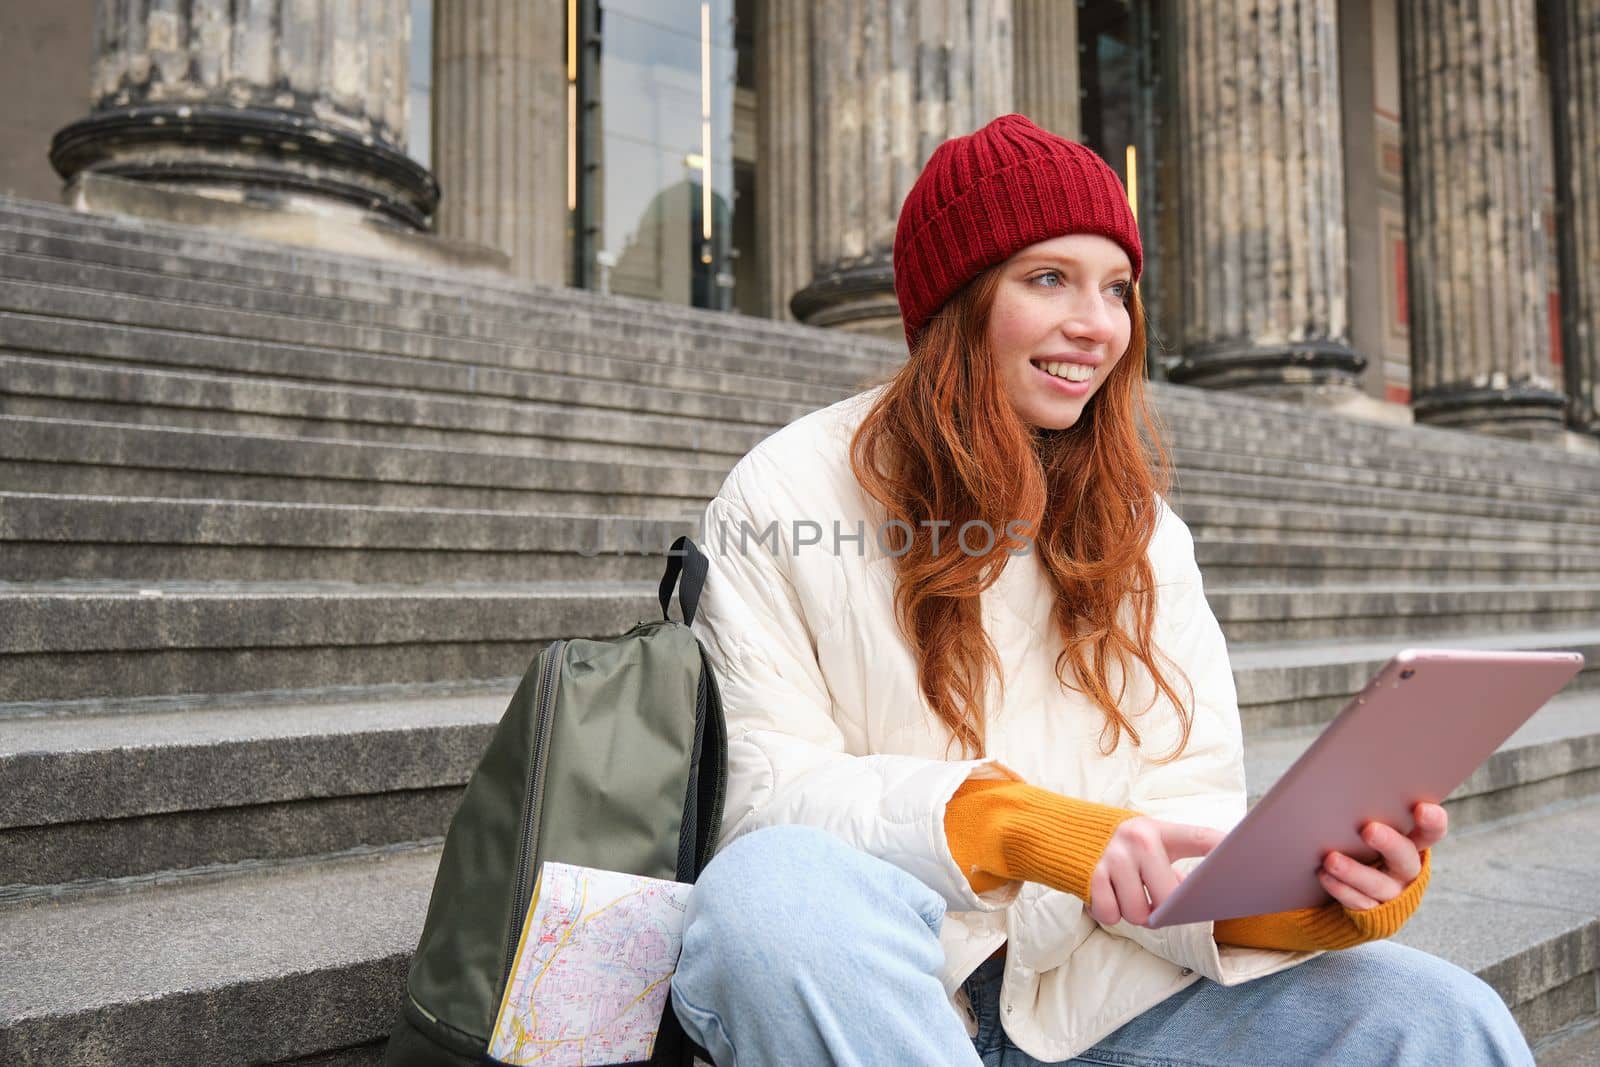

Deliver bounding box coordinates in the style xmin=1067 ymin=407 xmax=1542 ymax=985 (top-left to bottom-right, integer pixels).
xmin=658 ymin=536 xmax=708 ymax=626
xmin=648 ymin=992 xmax=713 ymax=1066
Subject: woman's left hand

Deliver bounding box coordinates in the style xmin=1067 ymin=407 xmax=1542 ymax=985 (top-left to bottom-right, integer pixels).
xmin=1317 ymin=801 xmax=1448 ymax=910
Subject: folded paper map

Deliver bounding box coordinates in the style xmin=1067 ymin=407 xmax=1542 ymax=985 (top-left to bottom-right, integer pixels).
xmin=488 ymin=861 xmax=694 ymax=1066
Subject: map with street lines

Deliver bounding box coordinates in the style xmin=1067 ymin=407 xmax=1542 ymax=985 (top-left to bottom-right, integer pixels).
xmin=488 ymin=861 xmax=693 ymax=1066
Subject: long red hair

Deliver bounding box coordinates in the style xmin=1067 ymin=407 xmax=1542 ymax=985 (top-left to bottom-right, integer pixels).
xmin=849 ymin=270 xmax=1193 ymax=760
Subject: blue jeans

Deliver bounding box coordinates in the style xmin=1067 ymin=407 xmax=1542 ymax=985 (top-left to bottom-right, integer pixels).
xmin=670 ymin=825 xmax=1533 ymax=1066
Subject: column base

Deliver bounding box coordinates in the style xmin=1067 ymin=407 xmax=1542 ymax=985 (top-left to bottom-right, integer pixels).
xmin=790 ymin=261 xmax=903 ymax=339
xmin=65 ymin=171 xmax=509 ymax=275
xmin=50 ymin=105 xmax=439 ymax=231
xmin=1566 ymin=399 xmax=1600 ymax=438
xmin=1282 ymin=385 xmax=1416 ymax=423
xmin=1563 ymin=430 xmax=1600 ymax=456
xmin=1168 ymin=340 xmax=1367 ymax=392
xmin=1412 ymin=382 xmax=1569 ymax=440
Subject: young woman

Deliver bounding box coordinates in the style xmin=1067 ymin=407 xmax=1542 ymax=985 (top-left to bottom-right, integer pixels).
xmin=671 ymin=114 xmax=1531 ymax=1066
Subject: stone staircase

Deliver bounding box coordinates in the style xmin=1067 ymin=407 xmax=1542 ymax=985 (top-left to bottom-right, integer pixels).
xmin=1 ymin=192 xmax=1597 ymax=1065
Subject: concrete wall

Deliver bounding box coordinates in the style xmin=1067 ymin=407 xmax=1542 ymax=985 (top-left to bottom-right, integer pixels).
xmin=0 ymin=0 xmax=93 ymax=204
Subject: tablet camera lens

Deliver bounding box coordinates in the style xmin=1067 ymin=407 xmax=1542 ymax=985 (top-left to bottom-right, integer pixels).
xmin=1399 ymin=668 xmax=1415 ymax=680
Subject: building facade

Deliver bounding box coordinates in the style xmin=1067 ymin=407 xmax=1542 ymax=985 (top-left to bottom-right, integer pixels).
xmin=2 ymin=0 xmax=1595 ymax=440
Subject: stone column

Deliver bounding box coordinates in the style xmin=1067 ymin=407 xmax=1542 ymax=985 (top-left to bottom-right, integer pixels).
xmin=1398 ymin=0 xmax=1564 ymax=435
xmin=1550 ymin=0 xmax=1600 ymax=434
xmin=1168 ymin=1 xmax=1363 ymax=394
xmin=1013 ymin=0 xmax=1079 ymax=141
xmin=431 ymin=0 xmax=567 ymax=285
xmin=50 ymin=0 xmax=436 ymax=230
xmin=756 ymin=0 xmax=813 ymax=322
xmin=789 ymin=0 xmax=1013 ymax=338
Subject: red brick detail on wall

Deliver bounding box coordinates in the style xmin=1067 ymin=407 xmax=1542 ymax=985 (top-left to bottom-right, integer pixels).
xmin=1550 ymin=292 xmax=1563 ymax=367
xmin=1394 ymin=238 xmax=1408 ymax=329
xmin=1385 ymin=383 xmax=1412 ymax=404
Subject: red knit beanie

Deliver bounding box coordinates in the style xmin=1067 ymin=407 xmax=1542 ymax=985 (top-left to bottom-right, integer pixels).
xmin=892 ymin=113 xmax=1143 ymax=347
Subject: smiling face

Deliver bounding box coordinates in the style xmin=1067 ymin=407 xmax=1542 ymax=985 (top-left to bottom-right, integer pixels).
xmin=985 ymin=233 xmax=1135 ymax=431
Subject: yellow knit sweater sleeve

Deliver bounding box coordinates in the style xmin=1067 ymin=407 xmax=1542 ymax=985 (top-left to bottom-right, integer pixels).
xmin=1211 ymin=849 xmax=1431 ymax=950
xmin=944 ymin=778 xmax=1430 ymax=951
xmin=944 ymin=777 xmax=1136 ymax=896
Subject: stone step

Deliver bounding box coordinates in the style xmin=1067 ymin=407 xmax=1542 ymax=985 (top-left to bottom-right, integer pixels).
xmin=0 ymin=415 xmax=724 ymax=514
xmin=1171 ymin=468 xmax=1597 ymax=529
xmin=0 ymin=685 xmax=509 ymax=892
xmin=1245 ymin=689 xmax=1600 ymax=830
xmin=6 ymin=241 xmax=1593 ymax=505
xmin=6 ymin=549 xmax=1598 ymax=700
xmin=1166 ymin=443 xmax=1600 ymax=516
xmin=6 ymin=569 xmax=1595 ymax=702
xmin=1178 ymin=497 xmax=1600 ymax=552
xmin=1146 ymin=379 xmax=1600 ymax=481
xmin=5 ymin=357 xmax=1592 ymax=535
xmin=1158 ymin=407 xmax=1600 ymax=493
xmin=0 ymin=195 xmax=897 ymax=371
xmin=4 ymin=337 xmax=1591 ymax=517
xmin=0 ymin=842 xmax=434 ymax=1066
xmin=5 ymin=205 xmax=1598 ymax=492
xmin=10 ymin=343 xmax=1595 ymax=523
xmin=1535 ymin=1018 xmax=1600 ymax=1066
xmin=1169 ymin=442 xmax=1599 ymax=506
xmin=1156 ymin=412 xmax=1600 ymax=492
xmin=0 ymin=494 xmax=692 ymax=585
xmin=0 ymin=579 xmax=657 ymax=702
xmin=8 ymin=491 xmax=1597 ymax=588
xmin=1230 ymin=629 xmax=1600 ymax=732
xmin=0 ymin=353 xmax=768 ymax=466
xmin=2 ymin=789 xmax=1593 ymax=1064
xmin=7 ymin=674 xmax=1595 ymax=895
xmin=19 ymin=406 xmax=1589 ymax=546
xmin=1208 ymin=583 xmax=1600 ymax=644
xmin=0 ymin=278 xmax=850 ymax=411
xmin=0 ymin=240 xmax=891 ymax=391
xmin=10 ymin=345 xmax=1594 ymax=520
xmin=1193 ymin=538 xmax=1600 ymax=586
xmin=0 ymin=310 xmax=819 ymax=433
xmin=1390 ymin=798 xmax=1600 ymax=1048
xmin=4 ymin=199 xmax=1597 ymax=478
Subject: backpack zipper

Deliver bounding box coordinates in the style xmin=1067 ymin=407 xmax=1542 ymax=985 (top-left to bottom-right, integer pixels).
xmin=501 ymin=638 xmax=566 ymax=990
xmin=407 ymin=990 xmax=441 ymax=1026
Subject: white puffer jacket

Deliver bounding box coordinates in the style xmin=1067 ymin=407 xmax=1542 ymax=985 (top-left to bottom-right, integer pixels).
xmin=688 ymin=386 xmax=1315 ymax=1061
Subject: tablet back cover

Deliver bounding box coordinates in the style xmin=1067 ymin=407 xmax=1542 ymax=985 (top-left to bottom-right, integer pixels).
xmin=1148 ymin=649 xmax=1584 ymax=927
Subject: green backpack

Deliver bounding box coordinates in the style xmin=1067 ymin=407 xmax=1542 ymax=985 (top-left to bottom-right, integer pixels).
xmin=384 ymin=536 xmax=726 ymax=1066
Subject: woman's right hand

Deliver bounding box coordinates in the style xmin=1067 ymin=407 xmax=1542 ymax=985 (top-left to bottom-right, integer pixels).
xmin=1087 ymin=816 xmax=1224 ymax=927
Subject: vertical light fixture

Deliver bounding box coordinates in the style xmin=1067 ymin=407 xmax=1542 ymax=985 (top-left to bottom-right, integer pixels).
xmin=700 ymin=1 xmax=713 ymax=257
xmin=1125 ymin=144 xmax=1138 ymax=221
xmin=567 ymin=0 xmax=578 ymax=212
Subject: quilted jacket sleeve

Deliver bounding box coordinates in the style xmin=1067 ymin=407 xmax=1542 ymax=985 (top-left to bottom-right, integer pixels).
xmin=688 ymin=462 xmax=1020 ymax=913
xmin=1106 ymin=501 xmax=1321 ymax=983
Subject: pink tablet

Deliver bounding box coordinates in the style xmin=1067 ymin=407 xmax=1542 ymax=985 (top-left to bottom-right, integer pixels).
xmin=1146 ymin=648 xmax=1586 ymax=928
